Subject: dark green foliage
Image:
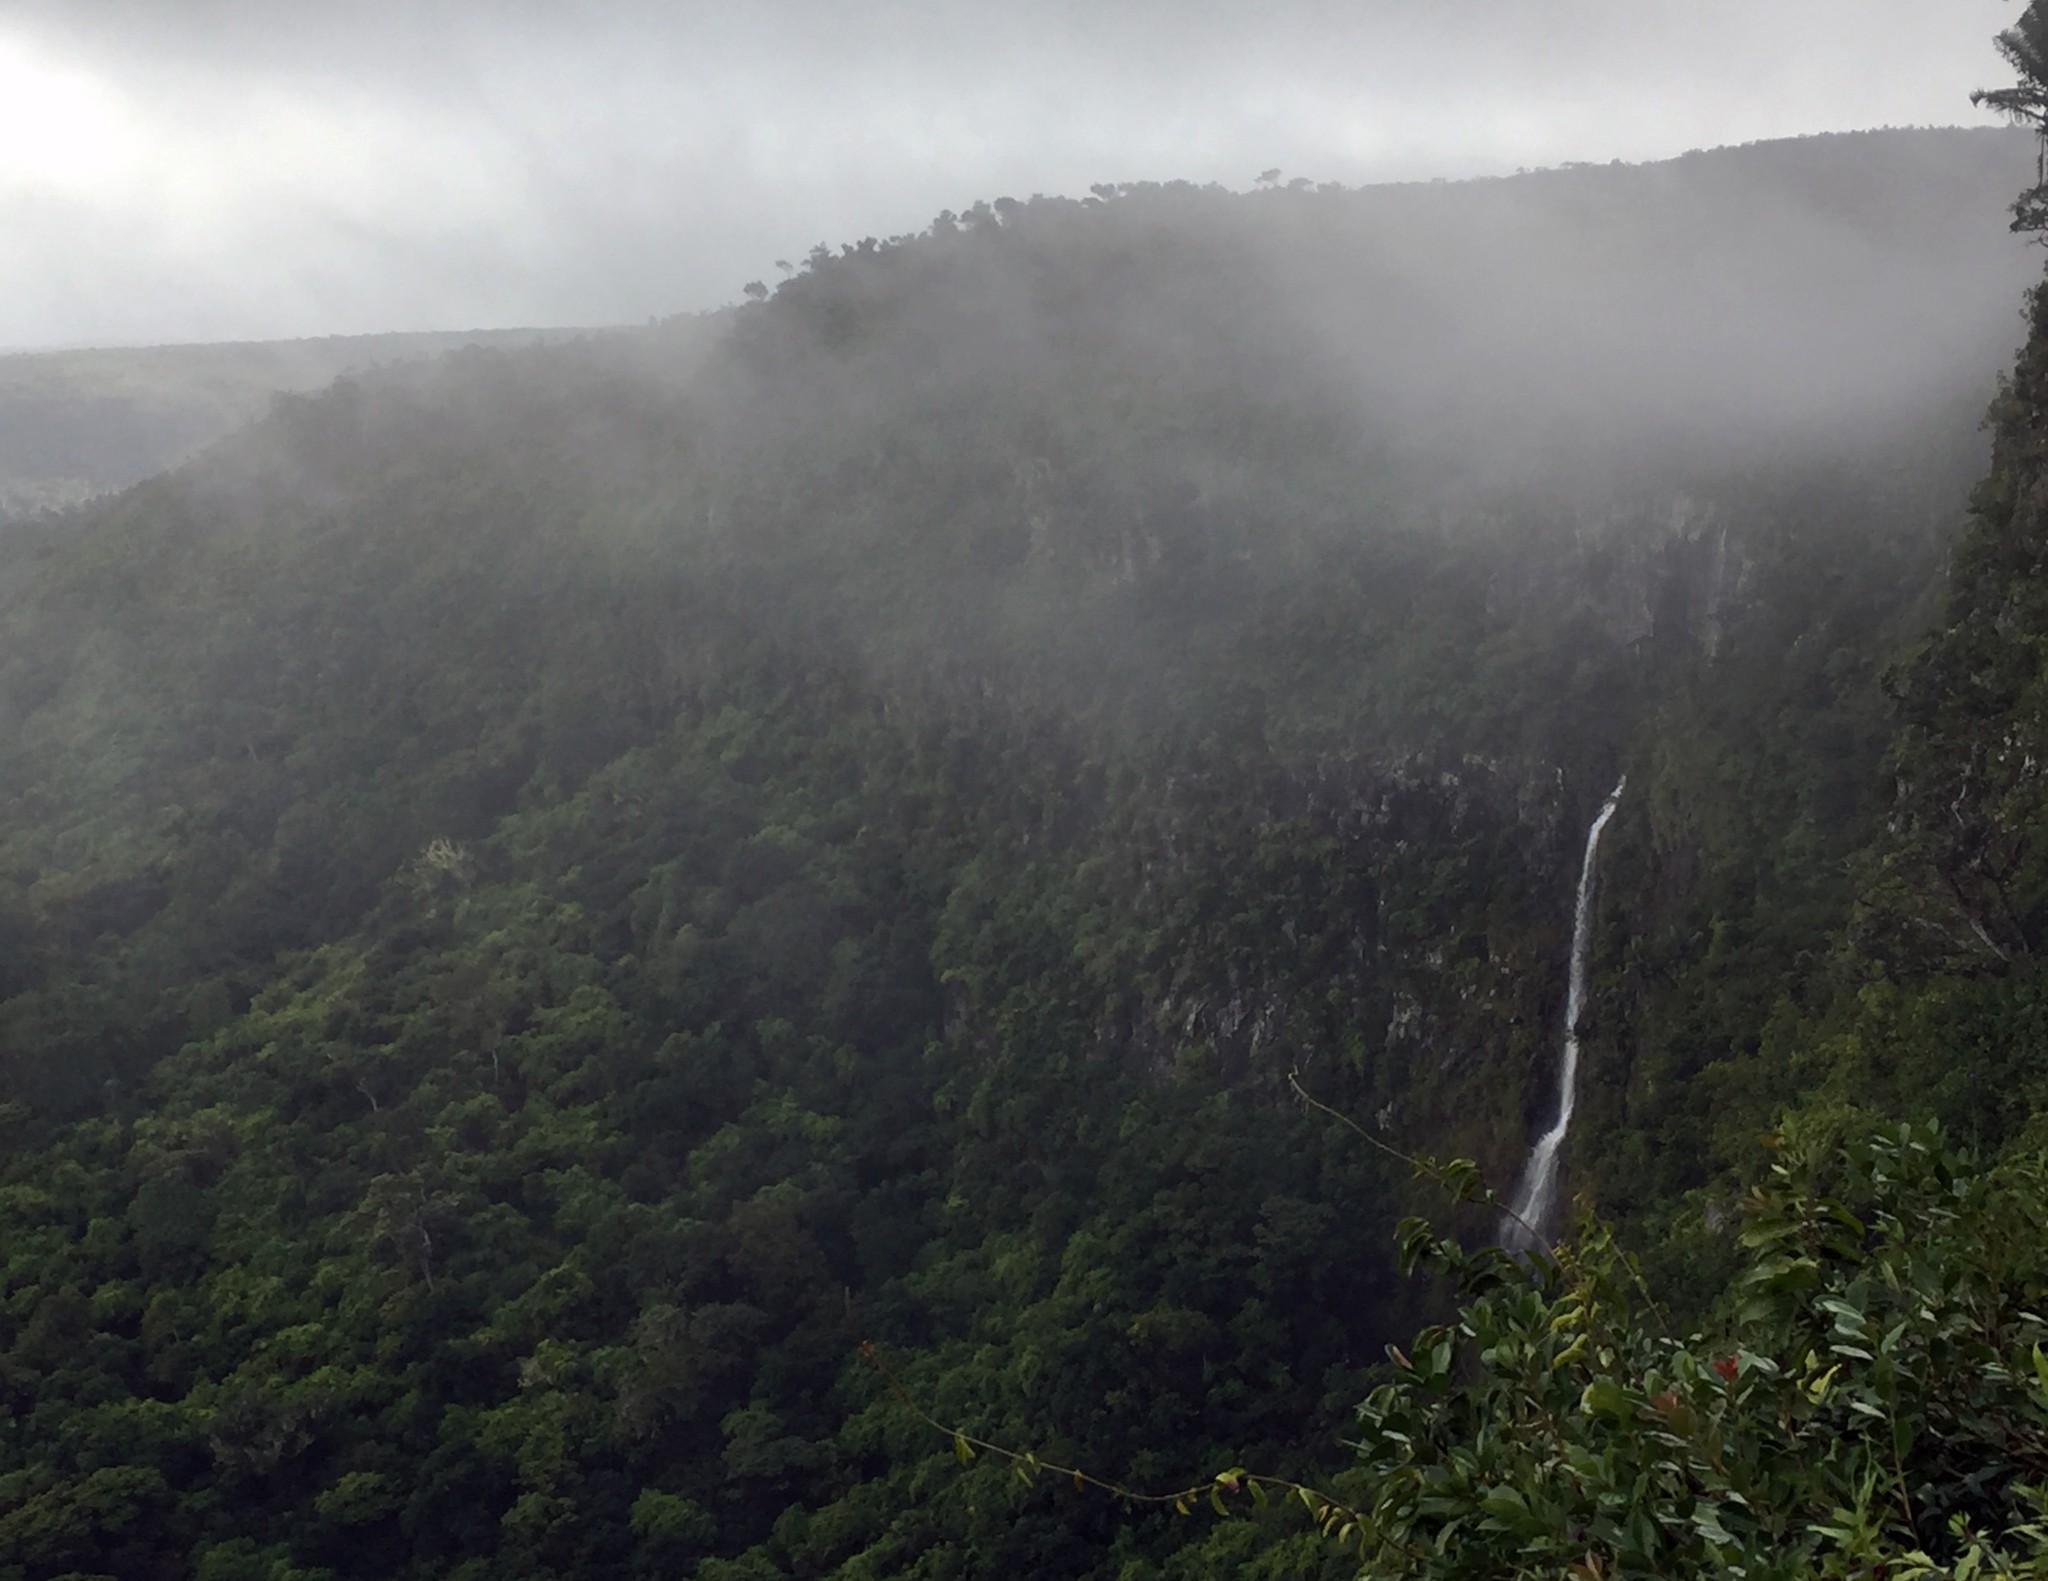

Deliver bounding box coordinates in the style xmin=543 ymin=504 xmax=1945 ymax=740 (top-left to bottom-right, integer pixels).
xmin=1343 ymin=1124 xmax=2048 ymax=1578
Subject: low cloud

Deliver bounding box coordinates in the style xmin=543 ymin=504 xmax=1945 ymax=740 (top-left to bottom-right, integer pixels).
xmin=0 ymin=0 xmax=2021 ymax=346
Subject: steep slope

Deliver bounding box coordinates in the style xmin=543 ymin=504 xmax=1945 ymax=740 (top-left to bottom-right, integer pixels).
xmin=0 ymin=129 xmax=2037 ymax=1580
xmin=1616 ymin=261 xmax=2048 ymax=1236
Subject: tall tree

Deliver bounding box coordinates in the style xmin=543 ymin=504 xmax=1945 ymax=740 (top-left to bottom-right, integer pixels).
xmin=1975 ymin=3 xmax=2048 ymax=229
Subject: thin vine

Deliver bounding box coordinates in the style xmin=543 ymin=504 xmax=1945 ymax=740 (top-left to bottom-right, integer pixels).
xmin=855 ymin=1336 xmax=1373 ymax=1545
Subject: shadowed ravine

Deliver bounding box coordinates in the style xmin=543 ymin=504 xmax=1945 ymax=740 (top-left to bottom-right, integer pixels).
xmin=1502 ymin=777 xmax=1626 ymax=1250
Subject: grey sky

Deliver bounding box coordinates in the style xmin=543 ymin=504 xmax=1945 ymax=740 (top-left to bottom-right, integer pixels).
xmin=0 ymin=1 xmax=2025 ymax=348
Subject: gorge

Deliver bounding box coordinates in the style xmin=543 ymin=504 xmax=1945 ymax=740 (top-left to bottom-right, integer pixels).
xmin=0 ymin=122 xmax=2044 ymax=1578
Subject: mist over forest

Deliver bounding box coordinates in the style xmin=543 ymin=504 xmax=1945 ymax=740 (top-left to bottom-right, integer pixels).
xmin=5 ymin=74 xmax=2048 ymax=1581
xmin=0 ymin=328 xmax=593 ymax=521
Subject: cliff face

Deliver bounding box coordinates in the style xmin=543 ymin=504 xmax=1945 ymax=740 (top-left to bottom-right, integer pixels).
xmin=1870 ymin=277 xmax=2048 ymax=972
xmin=1548 ymin=254 xmax=2048 ymax=1271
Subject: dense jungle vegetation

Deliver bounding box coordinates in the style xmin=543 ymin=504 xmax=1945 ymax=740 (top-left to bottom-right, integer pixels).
xmin=4 ymin=118 xmax=2048 ymax=1578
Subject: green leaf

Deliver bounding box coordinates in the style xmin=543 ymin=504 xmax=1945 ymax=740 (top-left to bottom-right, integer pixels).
xmin=1580 ymin=1376 xmax=1631 ymax=1420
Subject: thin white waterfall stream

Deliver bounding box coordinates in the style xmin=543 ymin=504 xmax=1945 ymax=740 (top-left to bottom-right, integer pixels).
xmin=1501 ymin=777 xmax=1625 ymax=1251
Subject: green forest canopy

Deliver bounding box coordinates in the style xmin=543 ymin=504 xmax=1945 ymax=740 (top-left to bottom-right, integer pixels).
xmin=2 ymin=121 xmax=2048 ymax=1578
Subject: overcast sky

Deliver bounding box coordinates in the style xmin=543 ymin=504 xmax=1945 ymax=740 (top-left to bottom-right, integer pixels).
xmin=0 ymin=0 xmax=2025 ymax=349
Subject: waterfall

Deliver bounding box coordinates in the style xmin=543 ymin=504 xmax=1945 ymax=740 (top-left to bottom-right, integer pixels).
xmin=1501 ymin=777 xmax=1625 ymax=1252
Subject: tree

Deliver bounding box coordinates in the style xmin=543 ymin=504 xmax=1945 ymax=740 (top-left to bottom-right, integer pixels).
xmin=1974 ymin=3 xmax=2048 ymax=231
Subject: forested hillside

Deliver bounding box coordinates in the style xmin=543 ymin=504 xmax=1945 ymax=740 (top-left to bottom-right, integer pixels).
xmin=0 ymin=127 xmax=2043 ymax=1579
xmin=0 ymin=328 xmax=597 ymax=523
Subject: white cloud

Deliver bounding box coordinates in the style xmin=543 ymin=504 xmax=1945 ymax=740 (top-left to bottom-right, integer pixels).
xmin=0 ymin=36 xmax=141 ymax=190
xmin=0 ymin=0 xmax=2027 ymax=346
